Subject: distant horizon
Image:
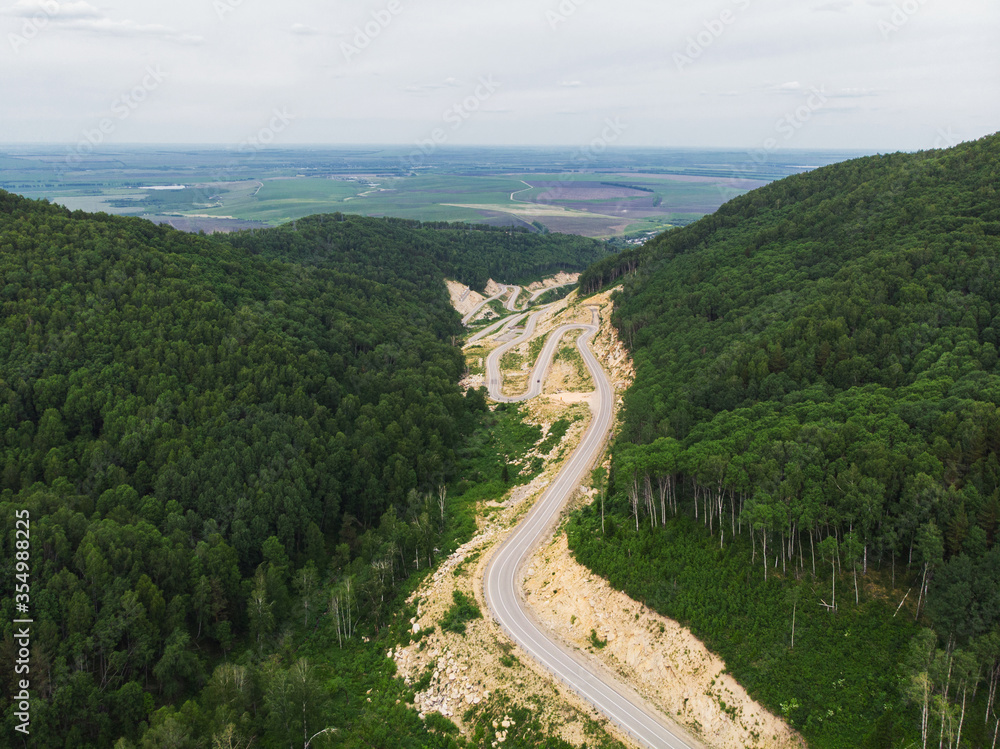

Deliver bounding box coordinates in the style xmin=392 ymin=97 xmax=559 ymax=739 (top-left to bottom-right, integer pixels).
xmin=0 ymin=141 xmax=942 ymax=154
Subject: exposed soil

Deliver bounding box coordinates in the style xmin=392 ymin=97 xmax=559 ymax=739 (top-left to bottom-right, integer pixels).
xmin=523 ymin=271 xmax=579 ymax=295
xmin=395 ymin=278 xmax=805 ymax=749
xmin=524 ymin=532 xmax=806 ymax=749
xmin=392 ymin=405 xmax=617 ymax=748
xmin=448 ymin=279 xmax=486 ymax=317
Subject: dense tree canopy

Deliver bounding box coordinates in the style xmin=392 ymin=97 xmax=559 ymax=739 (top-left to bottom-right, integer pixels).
xmin=227 ymin=213 xmax=609 ymax=291
xmin=573 ymin=133 xmax=1000 ymax=747
xmin=0 ymin=193 xmax=610 ymax=747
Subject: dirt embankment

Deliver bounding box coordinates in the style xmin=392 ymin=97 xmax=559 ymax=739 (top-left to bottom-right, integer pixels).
xmin=391 ymin=407 xmax=611 ymax=748
xmin=524 ymin=271 xmax=580 ymax=294
xmin=523 ymin=533 xmax=805 ymax=749
xmin=588 ymin=286 xmax=635 ymax=395
xmin=396 ymin=282 xmax=805 ymax=749
xmin=447 ymin=280 xmax=485 ymax=317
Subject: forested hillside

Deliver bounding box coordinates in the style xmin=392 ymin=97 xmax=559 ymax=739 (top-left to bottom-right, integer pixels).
xmin=571 ymin=134 xmax=1000 ymax=747
xmin=227 ymin=213 xmax=609 ymax=291
xmin=0 ymin=192 xmax=609 ymax=748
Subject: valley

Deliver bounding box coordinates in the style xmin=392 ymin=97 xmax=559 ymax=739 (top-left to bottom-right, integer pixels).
xmin=0 ymin=146 xmax=861 ymax=240
xmin=3 ymin=134 xmax=1000 ymax=749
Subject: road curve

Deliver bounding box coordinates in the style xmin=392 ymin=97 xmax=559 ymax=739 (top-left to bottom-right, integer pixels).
xmin=462 ymin=285 xmax=509 ymax=326
xmin=504 ymin=286 xmax=522 ymax=311
xmin=482 ymin=308 xmax=698 ymax=749
xmin=528 ymin=281 xmax=575 ymax=304
xmin=465 ymin=312 xmax=528 ymax=346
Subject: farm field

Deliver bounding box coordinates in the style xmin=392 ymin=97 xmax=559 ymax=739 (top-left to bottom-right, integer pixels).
xmin=0 ymin=145 xmax=863 ymax=238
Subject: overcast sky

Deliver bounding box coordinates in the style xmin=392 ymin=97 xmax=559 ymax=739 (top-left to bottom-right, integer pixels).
xmin=1 ymin=0 xmax=997 ymax=151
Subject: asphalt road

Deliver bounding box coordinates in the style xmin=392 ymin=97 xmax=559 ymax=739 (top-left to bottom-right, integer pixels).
xmin=462 ymin=285 xmax=510 ymax=326
xmin=527 ymin=281 xmax=574 ymax=303
xmin=465 ymin=312 xmax=528 ymax=346
xmin=504 ymin=286 xmax=522 ymax=311
xmin=482 ymin=308 xmax=699 ymax=749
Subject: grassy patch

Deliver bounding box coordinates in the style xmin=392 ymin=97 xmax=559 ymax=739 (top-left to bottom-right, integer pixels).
xmin=528 ymin=333 xmax=547 ymax=363
xmin=589 ymin=629 xmax=608 ymax=649
xmin=440 ymin=590 xmax=483 ymax=634
xmin=462 ymin=691 xmax=625 ymax=749
xmin=567 ymin=508 xmax=920 ymax=748
xmin=537 ymin=419 xmax=571 ymax=456
xmin=554 ymin=340 xmax=593 ymax=388
xmin=500 ymin=349 xmax=524 ymax=371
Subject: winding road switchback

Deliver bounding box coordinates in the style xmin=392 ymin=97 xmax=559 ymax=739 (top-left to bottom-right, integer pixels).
xmin=462 ymin=285 xmax=510 ymax=326
xmin=465 ymin=312 xmax=528 ymax=346
xmin=481 ymin=306 xmax=701 ymax=749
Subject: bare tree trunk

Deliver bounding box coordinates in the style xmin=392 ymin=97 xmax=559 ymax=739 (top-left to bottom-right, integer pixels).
xmin=644 ymin=474 xmax=655 ymax=529
xmin=831 ymin=558 xmax=836 ymax=612
xmin=628 ymin=474 xmax=640 ymax=531
xmin=437 ymin=485 xmax=447 ymax=528
xmin=956 ymin=682 xmax=968 ymax=749
xmin=657 ymin=476 xmax=668 ymax=526
xmin=810 ymin=530 xmax=816 ymax=577
xmin=921 ymin=675 xmax=930 ymax=749
xmin=791 ymin=601 xmax=796 ymax=649
xmin=916 ymin=563 xmax=928 ymax=621
xmin=762 ymin=532 xmax=768 ymax=582
xmin=986 ymin=663 xmax=998 ymax=725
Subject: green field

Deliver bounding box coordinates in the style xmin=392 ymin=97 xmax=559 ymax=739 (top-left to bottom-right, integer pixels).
xmin=0 ymin=145 xmax=856 ymax=237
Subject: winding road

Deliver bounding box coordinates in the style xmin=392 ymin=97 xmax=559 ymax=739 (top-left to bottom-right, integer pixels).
xmin=465 ymin=312 xmax=527 ymax=346
xmin=479 ymin=305 xmax=699 ymax=749
xmin=504 ymin=286 xmax=522 ymax=312
xmin=528 ymin=281 xmax=575 ymax=304
xmin=461 ymin=285 xmax=510 ymax=326
xmin=510 ymin=179 xmax=534 ymax=203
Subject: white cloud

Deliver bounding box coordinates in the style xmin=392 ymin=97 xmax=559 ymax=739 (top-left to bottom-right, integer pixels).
xmin=2 ymin=0 xmax=201 ymax=42
xmin=60 ymin=17 xmax=202 ymax=42
xmin=1 ymin=0 xmax=99 ymax=18
xmin=404 ymin=77 xmax=463 ymax=93
xmin=290 ymin=23 xmax=321 ymax=35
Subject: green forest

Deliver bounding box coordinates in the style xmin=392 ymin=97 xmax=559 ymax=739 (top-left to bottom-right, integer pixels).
xmin=0 ymin=191 xmax=609 ymax=748
xmin=571 ymin=133 xmax=1000 ymax=747
xmin=226 ymin=213 xmax=611 ymax=292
